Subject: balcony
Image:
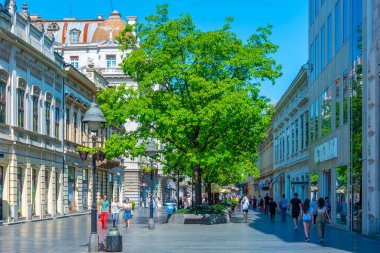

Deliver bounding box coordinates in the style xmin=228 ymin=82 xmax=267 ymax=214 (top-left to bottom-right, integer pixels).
xmin=97 ymin=67 xmax=125 ymax=76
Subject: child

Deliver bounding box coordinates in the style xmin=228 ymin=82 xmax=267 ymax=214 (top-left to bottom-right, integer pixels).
xmin=269 ymin=198 xmax=277 ymax=222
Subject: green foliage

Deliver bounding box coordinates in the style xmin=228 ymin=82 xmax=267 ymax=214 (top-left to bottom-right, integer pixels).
xmin=130 ymin=201 xmax=136 ymax=210
xmin=175 ymin=204 xmax=229 ymax=214
xmin=98 ymin=5 xmax=281 ymax=194
xmin=76 ymin=145 xmax=102 ymax=155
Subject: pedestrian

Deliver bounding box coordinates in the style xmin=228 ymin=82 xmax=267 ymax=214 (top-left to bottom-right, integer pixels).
xmin=179 ymin=197 xmax=183 ymax=209
xmin=301 ymin=199 xmax=312 ymax=242
xmin=310 ymin=197 xmax=318 ymax=225
xmin=289 ymin=193 xmax=302 ymax=230
xmin=252 ymin=196 xmax=257 ymax=210
xmin=341 ymin=198 xmax=348 ymax=225
xmin=123 ymin=198 xmax=133 ymax=228
xmin=279 ymin=194 xmax=288 ymax=222
xmin=100 ymin=195 xmax=110 ymax=229
xmin=269 ymin=198 xmax=277 ymax=222
xmin=264 ymin=193 xmax=270 ymax=216
xmin=258 ymin=196 xmax=264 ymax=212
xmin=241 ymin=196 xmax=249 ymax=223
xmin=111 ymin=197 xmax=121 ymax=228
xmin=325 ymin=196 xmax=331 ymax=223
xmin=249 ymin=195 xmax=253 ymax=208
xmin=316 ymin=197 xmax=331 ymax=243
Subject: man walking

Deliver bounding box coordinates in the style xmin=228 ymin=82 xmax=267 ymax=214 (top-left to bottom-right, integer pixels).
xmin=264 ymin=193 xmax=270 ymax=216
xmin=279 ymin=194 xmax=288 ymax=222
xmin=289 ymin=193 xmax=301 ymax=230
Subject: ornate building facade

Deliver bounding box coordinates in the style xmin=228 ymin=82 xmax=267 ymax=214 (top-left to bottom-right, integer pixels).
xmin=0 ymin=1 xmax=123 ymax=223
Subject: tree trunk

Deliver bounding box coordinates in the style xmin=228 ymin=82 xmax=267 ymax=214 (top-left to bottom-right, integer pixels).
xmin=194 ymin=165 xmax=202 ymax=208
xmin=207 ymin=182 xmax=212 ymax=205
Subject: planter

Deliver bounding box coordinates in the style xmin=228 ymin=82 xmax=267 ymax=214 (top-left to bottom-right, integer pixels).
xmin=168 ymin=211 xmax=230 ymax=225
xmin=78 ymin=151 xmax=88 ymax=161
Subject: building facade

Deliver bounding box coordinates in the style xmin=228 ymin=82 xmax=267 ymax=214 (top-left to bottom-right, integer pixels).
xmin=272 ymin=65 xmax=310 ymax=203
xmin=0 ymin=1 xmax=123 ymax=223
xmin=30 ymin=9 xmax=163 ymax=206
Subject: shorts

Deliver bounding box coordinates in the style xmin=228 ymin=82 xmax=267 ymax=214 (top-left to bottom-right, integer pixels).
xmin=243 ymin=209 xmax=249 ymax=213
xmin=302 ymin=219 xmax=311 ymax=222
xmin=292 ymin=211 xmax=300 ymax=219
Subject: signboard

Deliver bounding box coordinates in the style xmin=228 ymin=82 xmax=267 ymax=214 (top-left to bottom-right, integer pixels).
xmin=314 ymin=137 xmax=338 ymax=164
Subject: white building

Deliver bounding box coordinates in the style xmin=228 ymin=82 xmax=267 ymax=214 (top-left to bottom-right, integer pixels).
xmin=272 ymin=65 xmax=309 ymax=203
xmin=0 ymin=1 xmax=123 ymax=223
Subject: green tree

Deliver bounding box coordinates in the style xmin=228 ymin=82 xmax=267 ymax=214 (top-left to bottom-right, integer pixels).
xmin=97 ymin=5 xmax=281 ymax=207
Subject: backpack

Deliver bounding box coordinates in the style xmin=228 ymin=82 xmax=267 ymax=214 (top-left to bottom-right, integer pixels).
xmin=281 ymin=199 xmax=288 ymax=208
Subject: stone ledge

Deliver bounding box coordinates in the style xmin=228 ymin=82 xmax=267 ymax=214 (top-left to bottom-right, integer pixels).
xmin=168 ymin=212 xmax=230 ymax=225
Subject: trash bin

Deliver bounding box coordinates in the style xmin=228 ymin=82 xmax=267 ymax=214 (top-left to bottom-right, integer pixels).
xmin=166 ymin=203 xmax=175 ymax=214
xmin=105 ymin=228 xmax=122 ymax=252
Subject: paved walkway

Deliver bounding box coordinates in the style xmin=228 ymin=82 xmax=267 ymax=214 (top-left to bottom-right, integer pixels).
xmin=0 ymin=208 xmax=379 ymax=252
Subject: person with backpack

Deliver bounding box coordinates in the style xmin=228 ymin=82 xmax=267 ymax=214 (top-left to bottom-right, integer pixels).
xmin=279 ymin=194 xmax=288 ymax=222
xmin=301 ymin=199 xmax=312 ymax=242
xmin=289 ymin=193 xmax=302 ymax=230
xmin=268 ymin=198 xmax=278 ymax=222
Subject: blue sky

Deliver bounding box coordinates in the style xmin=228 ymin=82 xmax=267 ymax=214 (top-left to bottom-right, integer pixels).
xmin=24 ymin=0 xmax=308 ymax=103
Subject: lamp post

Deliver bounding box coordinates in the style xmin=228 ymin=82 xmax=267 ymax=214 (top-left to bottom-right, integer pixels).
xmin=81 ymin=102 xmax=106 ymax=253
xmin=145 ymin=141 xmax=157 ymax=230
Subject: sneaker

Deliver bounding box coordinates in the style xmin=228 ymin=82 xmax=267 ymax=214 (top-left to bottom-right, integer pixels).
xmin=294 ymin=225 xmax=298 ymax=231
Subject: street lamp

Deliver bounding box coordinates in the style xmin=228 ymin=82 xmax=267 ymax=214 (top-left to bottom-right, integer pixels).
xmin=145 ymin=141 xmax=157 ymax=230
xmin=81 ymin=102 xmax=106 ymax=253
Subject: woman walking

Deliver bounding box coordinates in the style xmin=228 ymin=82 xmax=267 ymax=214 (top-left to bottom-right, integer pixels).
xmin=241 ymin=196 xmax=249 ymax=223
xmin=123 ymin=198 xmax=133 ymax=228
xmin=111 ymin=197 xmax=121 ymax=227
xmin=316 ymin=197 xmax=331 ymax=243
xmin=301 ymin=199 xmax=312 ymax=242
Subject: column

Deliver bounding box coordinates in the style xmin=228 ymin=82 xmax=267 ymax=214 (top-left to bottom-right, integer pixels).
xmin=26 ymin=162 xmax=32 ymax=220
xmin=76 ymin=166 xmax=83 ymax=212
xmin=51 ymin=167 xmax=56 ymax=216
xmin=8 ymin=152 xmax=18 ymax=221
xmin=63 ymin=165 xmax=69 ymax=214
xmin=40 ymin=165 xmax=46 ymax=218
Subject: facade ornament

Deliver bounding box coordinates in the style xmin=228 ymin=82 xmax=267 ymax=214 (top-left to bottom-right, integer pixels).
xmin=87 ymin=57 xmax=94 ymax=68
xmin=4 ymin=0 xmax=17 ymax=15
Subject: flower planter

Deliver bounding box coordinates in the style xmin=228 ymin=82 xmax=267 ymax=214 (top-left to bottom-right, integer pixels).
xmin=78 ymin=151 xmax=88 ymax=161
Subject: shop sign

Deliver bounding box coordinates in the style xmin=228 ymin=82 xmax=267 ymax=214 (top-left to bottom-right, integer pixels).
xmin=314 ymin=137 xmax=338 ymax=164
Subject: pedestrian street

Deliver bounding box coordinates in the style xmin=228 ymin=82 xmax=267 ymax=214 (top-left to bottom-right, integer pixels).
xmin=0 ymin=208 xmax=379 ymax=253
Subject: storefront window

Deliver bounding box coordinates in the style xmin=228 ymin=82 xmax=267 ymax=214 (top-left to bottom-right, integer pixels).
xmin=310 ymin=171 xmax=319 ymax=200
xmin=335 ymin=77 xmax=341 ymax=128
xmin=335 ymin=165 xmax=348 ymax=226
xmin=321 ymin=85 xmax=332 ymax=136
xmin=17 ymin=167 xmax=24 ymax=217
xmin=0 ymin=74 xmax=6 ymax=124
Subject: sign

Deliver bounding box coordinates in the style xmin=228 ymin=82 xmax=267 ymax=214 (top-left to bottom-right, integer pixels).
xmin=314 ymin=137 xmax=338 ymax=164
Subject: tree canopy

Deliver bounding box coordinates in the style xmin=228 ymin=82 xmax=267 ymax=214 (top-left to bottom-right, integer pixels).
xmin=97 ymin=4 xmax=281 ymax=206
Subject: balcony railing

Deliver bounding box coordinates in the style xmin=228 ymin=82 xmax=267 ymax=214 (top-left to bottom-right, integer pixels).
xmin=97 ymin=67 xmax=125 ymax=75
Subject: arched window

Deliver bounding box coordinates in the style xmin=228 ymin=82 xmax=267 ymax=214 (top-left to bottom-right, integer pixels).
xmin=17 ymin=79 xmax=27 ymax=128
xmin=0 ymin=71 xmax=8 ymax=124
xmin=31 ymin=86 xmax=41 ymax=132
xmin=70 ymin=29 xmax=81 ymax=44
xmin=45 ymin=92 xmax=53 ymax=136
xmin=55 ymin=99 xmax=61 ymax=139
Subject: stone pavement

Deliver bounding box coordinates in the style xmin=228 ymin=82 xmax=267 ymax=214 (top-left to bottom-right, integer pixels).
xmin=0 ymin=208 xmax=379 ymax=253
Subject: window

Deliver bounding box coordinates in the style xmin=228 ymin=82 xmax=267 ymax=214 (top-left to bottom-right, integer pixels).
xmin=73 ymin=112 xmax=77 ymax=143
xmin=321 ymin=25 xmax=325 ymax=70
xmin=310 ymin=0 xmax=315 ymax=25
xmin=305 ymin=112 xmax=309 ymax=147
xmin=315 ymin=35 xmax=319 ymax=78
xmin=315 ymin=0 xmax=319 ymax=16
xmin=106 ymin=55 xmax=116 ymax=68
xmin=343 ymin=0 xmax=348 ymax=43
xmin=295 ymin=119 xmax=298 ymax=152
xmin=32 ymin=96 xmax=39 ymax=132
xmin=70 ymin=56 xmax=79 ymax=69
xmin=310 ymin=104 xmax=314 ymax=143
xmin=335 ymin=77 xmax=341 ymax=128
xmin=343 ymin=70 xmax=349 ymax=124
xmin=17 ymin=89 xmax=25 ymax=128
xmin=45 ymin=102 xmax=51 ymax=136
xmin=300 ymin=115 xmax=304 ymax=150
xmin=291 ymin=124 xmax=295 ymax=154
xmin=321 ymin=85 xmax=333 ymax=136
xmin=335 ymin=1 xmax=341 ymax=53
xmin=0 ymin=73 xmax=6 ymax=124
xmin=55 ymin=107 xmax=60 ymax=139
xmin=65 ymin=109 xmax=70 ymax=140
xmin=327 ymin=14 xmax=332 ymax=61
xmin=310 ymin=42 xmax=314 ymax=81
xmin=286 ymin=127 xmax=290 ymax=157
xmin=70 ymin=29 xmax=80 ymax=44
xmin=315 ymin=99 xmax=319 ymax=140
